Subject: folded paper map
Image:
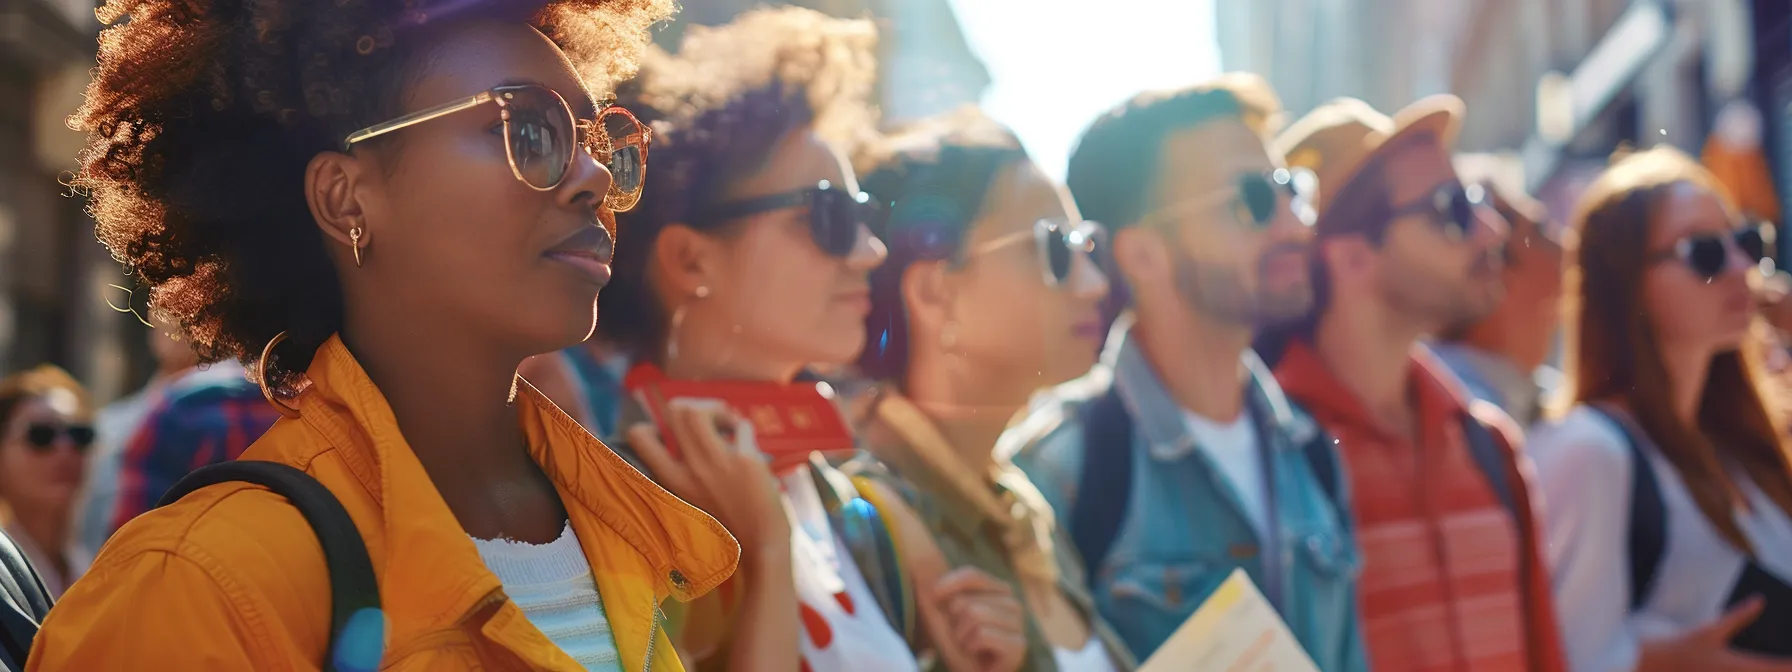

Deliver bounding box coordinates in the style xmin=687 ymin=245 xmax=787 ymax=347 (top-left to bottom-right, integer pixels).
xmin=1138 ymin=569 xmax=1321 ymax=672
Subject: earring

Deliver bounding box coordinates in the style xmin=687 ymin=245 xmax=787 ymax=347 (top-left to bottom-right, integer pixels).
xmin=666 ymin=286 xmax=709 ymax=363
xmin=349 ymin=226 xmax=364 ymax=268
xmin=940 ymin=321 xmax=960 ymax=350
xmin=257 ymin=332 xmax=302 ymax=419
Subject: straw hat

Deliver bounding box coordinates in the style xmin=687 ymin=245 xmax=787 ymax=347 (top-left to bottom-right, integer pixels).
xmin=1273 ymin=94 xmax=1466 ymax=213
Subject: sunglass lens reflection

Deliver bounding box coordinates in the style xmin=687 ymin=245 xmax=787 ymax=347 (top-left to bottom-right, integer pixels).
xmin=602 ymin=110 xmax=646 ymax=211
xmin=504 ymin=87 xmax=576 ymax=189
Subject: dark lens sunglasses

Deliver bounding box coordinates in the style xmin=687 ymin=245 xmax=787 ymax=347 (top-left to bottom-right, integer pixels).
xmin=343 ymin=84 xmax=651 ymax=211
xmin=23 ymin=423 xmax=95 ymax=453
xmin=1388 ymin=181 xmax=1484 ymax=241
xmin=691 ymin=180 xmax=887 ymax=257
xmin=1139 ymin=167 xmax=1315 ymax=230
xmin=1649 ymin=223 xmax=1776 ymax=279
xmin=1232 ymin=168 xmax=1316 ymax=228
xmin=968 ymin=219 xmax=1102 ymax=287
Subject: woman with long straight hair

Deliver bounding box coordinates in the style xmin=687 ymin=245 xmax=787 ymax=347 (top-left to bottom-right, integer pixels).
xmin=1531 ymin=147 xmax=1792 ymax=672
xmin=595 ymin=9 xmax=1026 ymax=671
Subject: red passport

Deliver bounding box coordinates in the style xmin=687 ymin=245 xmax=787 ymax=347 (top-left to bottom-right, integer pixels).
xmin=622 ymin=363 xmax=857 ymax=473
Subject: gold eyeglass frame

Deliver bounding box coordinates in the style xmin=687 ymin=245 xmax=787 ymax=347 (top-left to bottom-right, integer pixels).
xmin=341 ymin=84 xmax=650 ymax=211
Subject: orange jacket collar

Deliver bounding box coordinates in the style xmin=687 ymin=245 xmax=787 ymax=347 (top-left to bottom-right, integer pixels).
xmin=295 ymin=336 xmax=739 ymax=653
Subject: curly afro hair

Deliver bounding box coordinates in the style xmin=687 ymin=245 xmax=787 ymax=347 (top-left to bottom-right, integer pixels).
xmin=596 ymin=6 xmax=879 ymax=362
xmin=71 ymin=0 xmax=673 ymax=390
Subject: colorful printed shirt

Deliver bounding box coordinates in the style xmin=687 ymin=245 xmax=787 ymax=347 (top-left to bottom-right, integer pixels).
xmin=108 ymin=362 xmax=283 ymax=533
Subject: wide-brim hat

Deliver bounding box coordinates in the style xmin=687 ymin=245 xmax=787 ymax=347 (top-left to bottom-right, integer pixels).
xmin=1273 ymin=94 xmax=1465 ymax=214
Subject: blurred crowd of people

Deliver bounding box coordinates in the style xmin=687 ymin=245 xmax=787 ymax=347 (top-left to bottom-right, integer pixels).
xmin=2 ymin=1 xmax=1792 ymax=671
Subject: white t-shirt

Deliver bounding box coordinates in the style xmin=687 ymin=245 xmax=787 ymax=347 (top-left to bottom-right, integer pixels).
xmin=1530 ymin=406 xmax=1792 ymax=672
xmin=1053 ymin=636 xmax=1120 ymax=672
xmin=1182 ymin=410 xmax=1269 ymax=540
xmin=471 ymin=523 xmax=623 ymax=671
xmin=781 ymin=466 xmax=920 ymax=672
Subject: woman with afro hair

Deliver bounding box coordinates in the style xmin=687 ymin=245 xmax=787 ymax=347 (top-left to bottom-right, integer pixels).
xmin=589 ymin=7 xmax=1026 ymax=672
xmin=28 ymin=0 xmax=745 ymax=670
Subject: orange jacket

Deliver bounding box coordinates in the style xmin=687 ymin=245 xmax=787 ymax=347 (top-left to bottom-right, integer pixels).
xmin=28 ymin=336 xmax=738 ymax=670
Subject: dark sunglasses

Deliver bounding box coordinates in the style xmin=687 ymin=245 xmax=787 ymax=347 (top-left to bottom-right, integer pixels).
xmin=1233 ymin=168 xmax=1316 ymax=228
xmin=1139 ymin=168 xmax=1315 ymax=230
xmin=967 ymin=219 xmax=1102 ymax=287
xmin=21 ymin=423 xmax=94 ymax=453
xmin=1648 ymin=223 xmax=1776 ymax=279
xmin=343 ymin=84 xmax=650 ymax=211
xmin=691 ymin=180 xmax=887 ymax=257
xmin=1388 ymin=181 xmax=1484 ymax=241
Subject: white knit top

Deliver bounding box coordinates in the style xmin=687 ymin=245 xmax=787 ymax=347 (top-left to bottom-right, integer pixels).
xmin=472 ymin=523 xmax=623 ymax=671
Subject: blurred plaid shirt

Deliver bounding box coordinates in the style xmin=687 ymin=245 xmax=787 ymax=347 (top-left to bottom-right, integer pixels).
xmin=108 ymin=362 xmax=282 ymax=535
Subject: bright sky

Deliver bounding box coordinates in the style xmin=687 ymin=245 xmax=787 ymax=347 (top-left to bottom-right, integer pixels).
xmin=945 ymin=0 xmax=1223 ymax=181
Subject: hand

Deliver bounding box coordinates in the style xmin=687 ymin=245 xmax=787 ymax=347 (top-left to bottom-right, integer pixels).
xmin=929 ymin=567 xmax=1027 ymax=672
xmin=627 ymin=401 xmax=791 ymax=557
xmin=1639 ymin=598 xmax=1792 ymax=672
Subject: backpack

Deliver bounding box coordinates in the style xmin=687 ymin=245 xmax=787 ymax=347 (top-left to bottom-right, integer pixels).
xmin=810 ymin=455 xmax=916 ymax=648
xmin=1070 ymin=386 xmax=1520 ymax=571
xmin=0 ymin=528 xmax=52 ymax=672
xmin=1583 ymin=406 xmax=1667 ymax=613
xmin=156 ymin=461 xmax=384 ymax=672
xmin=1585 ymin=405 xmax=1792 ymax=653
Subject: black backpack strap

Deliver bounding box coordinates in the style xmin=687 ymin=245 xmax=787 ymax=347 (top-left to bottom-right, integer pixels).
xmin=0 ymin=527 xmax=51 ymax=672
xmin=1070 ymin=386 xmax=1135 ymax=573
xmin=1583 ymin=405 xmax=1665 ymax=612
xmin=1460 ymin=412 xmax=1518 ymax=518
xmin=157 ymin=461 xmax=381 ymax=672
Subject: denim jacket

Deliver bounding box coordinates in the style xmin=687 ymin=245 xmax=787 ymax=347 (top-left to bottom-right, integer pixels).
xmin=1000 ymin=319 xmax=1369 ymax=671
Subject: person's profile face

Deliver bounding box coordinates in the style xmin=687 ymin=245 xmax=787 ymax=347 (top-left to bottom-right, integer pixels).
xmin=1144 ymin=119 xmax=1314 ymax=325
xmin=1641 ymin=182 xmax=1758 ymax=354
xmin=932 ymin=159 xmax=1109 ymax=388
xmin=351 ymin=20 xmax=619 ymax=358
xmin=0 ymin=393 xmax=92 ymax=514
xmin=1372 ymin=137 xmax=1507 ymax=328
xmin=680 ymin=127 xmax=888 ymax=368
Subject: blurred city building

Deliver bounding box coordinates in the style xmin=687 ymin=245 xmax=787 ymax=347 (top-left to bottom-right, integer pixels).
xmin=1218 ymin=0 xmax=1766 ymax=222
xmin=0 ymin=0 xmax=150 ymax=401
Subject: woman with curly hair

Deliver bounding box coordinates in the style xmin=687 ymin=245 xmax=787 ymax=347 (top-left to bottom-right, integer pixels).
xmin=28 ymin=0 xmax=744 ymax=669
xmin=847 ymin=108 xmax=1133 ymax=671
xmin=595 ymin=8 xmax=1025 ymax=671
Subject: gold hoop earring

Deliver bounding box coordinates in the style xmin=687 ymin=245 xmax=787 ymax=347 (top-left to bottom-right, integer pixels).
xmin=349 ymin=226 xmax=364 ymax=268
xmin=258 ymin=332 xmax=302 ymax=419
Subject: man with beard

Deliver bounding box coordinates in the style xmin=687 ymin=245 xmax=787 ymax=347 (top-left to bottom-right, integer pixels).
xmin=1264 ymin=97 xmax=1567 ymax=672
xmin=1002 ymin=74 xmax=1369 ymax=670
xmin=1431 ymin=155 xmax=1565 ymax=429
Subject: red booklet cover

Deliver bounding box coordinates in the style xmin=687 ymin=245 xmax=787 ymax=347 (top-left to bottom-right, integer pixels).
xmin=622 ymin=363 xmax=857 ymax=473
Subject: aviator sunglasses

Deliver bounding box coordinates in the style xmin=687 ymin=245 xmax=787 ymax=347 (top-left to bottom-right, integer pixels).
xmin=969 ymin=219 xmax=1102 ymax=288
xmin=343 ymin=84 xmax=650 ymax=211
xmin=17 ymin=423 xmax=94 ymax=454
xmin=1648 ymin=223 xmax=1776 ymax=280
xmin=690 ymin=180 xmax=888 ymax=257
